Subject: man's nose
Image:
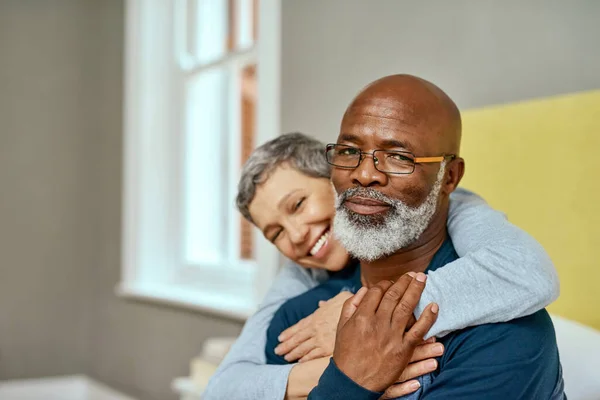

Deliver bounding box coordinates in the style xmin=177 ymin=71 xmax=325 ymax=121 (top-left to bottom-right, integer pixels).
xmin=349 ymin=153 xmax=388 ymax=187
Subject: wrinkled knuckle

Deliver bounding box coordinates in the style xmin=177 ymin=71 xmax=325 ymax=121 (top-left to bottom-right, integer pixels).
xmin=384 ymin=287 xmax=402 ymax=301
xmin=406 ymin=330 xmax=424 ymax=346
xmin=378 ymin=280 xmax=394 ymax=290
xmin=397 ymin=300 xmax=414 ymax=315
xmin=370 ymin=286 xmax=385 ymax=296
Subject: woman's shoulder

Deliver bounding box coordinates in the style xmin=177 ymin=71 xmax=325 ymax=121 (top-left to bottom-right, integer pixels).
xmin=279 ymin=260 xmax=329 ymax=284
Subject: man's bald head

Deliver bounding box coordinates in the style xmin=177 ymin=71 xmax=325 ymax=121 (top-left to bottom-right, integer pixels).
xmin=343 ymin=74 xmax=462 ymax=155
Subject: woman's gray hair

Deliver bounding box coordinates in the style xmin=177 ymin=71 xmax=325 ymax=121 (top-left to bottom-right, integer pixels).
xmin=237 ymin=132 xmax=331 ymax=223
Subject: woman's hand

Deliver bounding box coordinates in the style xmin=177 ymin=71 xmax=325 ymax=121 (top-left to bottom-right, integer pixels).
xmin=275 ymin=291 xmax=353 ymax=362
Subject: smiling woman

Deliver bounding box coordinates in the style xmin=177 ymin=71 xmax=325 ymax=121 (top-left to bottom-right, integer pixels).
xmin=248 ymin=164 xmax=348 ymax=271
xmin=237 ymin=133 xmax=350 ymax=272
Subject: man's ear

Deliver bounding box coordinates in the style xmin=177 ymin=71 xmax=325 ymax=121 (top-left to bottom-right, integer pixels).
xmin=443 ymin=157 xmax=465 ymax=195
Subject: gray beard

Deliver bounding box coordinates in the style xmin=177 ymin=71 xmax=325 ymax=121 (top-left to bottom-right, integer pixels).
xmin=333 ymin=162 xmax=446 ymax=262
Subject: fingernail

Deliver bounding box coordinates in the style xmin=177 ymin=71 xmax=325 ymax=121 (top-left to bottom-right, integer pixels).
xmin=426 ymin=360 xmax=437 ymax=369
xmin=431 ymin=303 xmax=439 ymax=314
xmin=410 ymin=381 xmax=421 ymax=390
xmin=407 ymin=271 xmax=417 ymax=278
xmin=274 ymin=346 xmax=282 ymax=355
xmin=416 ymin=273 xmax=427 ymax=282
xmin=434 ymin=344 xmax=444 ymax=354
xmin=277 ymin=335 xmax=284 ymax=341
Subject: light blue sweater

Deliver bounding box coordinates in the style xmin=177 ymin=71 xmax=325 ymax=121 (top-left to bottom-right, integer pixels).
xmin=203 ymin=188 xmax=559 ymax=400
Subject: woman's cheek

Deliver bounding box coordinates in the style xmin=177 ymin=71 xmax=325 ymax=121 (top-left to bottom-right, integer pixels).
xmin=276 ymin=242 xmax=296 ymax=262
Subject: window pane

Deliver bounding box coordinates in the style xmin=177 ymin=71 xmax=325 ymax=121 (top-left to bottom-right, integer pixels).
xmin=239 ymin=64 xmax=256 ymax=260
xmin=236 ymin=0 xmax=255 ymax=50
xmin=184 ymin=68 xmax=227 ymax=264
xmin=192 ymin=0 xmax=228 ymax=65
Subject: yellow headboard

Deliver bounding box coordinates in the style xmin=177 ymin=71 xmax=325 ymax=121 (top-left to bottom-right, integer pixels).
xmin=460 ymin=90 xmax=600 ymax=330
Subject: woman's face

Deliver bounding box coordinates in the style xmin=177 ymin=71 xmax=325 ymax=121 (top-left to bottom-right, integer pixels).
xmin=248 ymin=164 xmax=350 ymax=271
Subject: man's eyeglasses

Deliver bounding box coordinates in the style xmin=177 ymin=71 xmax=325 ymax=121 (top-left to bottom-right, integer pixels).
xmin=325 ymin=144 xmax=456 ymax=175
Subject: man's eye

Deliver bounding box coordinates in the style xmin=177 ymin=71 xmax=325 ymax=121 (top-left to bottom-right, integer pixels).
xmin=338 ymin=148 xmax=359 ymax=156
xmin=388 ymin=153 xmax=413 ymax=162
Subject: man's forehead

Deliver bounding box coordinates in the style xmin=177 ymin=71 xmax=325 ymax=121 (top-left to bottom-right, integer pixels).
xmin=337 ymin=129 xmax=418 ymax=152
xmin=339 ymin=109 xmax=427 ymax=152
xmin=344 ymin=96 xmax=421 ymax=120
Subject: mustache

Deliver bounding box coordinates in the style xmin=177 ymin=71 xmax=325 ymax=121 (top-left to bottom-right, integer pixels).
xmin=336 ymin=187 xmax=396 ymax=207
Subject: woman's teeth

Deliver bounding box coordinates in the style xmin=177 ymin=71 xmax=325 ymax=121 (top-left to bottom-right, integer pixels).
xmin=310 ymin=231 xmax=330 ymax=256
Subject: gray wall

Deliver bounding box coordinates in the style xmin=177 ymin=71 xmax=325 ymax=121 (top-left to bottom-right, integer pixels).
xmin=0 ymin=0 xmax=94 ymax=379
xmin=281 ymin=0 xmax=600 ymax=143
xmin=0 ymin=1 xmax=242 ymax=400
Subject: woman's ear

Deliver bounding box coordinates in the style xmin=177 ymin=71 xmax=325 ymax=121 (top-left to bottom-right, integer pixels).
xmin=443 ymin=157 xmax=465 ymax=195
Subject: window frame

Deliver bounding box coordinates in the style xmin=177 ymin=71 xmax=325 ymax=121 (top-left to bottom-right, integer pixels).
xmin=118 ymin=0 xmax=281 ymax=320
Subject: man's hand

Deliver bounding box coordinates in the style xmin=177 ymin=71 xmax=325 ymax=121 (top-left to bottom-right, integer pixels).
xmin=275 ymin=291 xmax=353 ymax=362
xmin=333 ymin=272 xmax=439 ymax=393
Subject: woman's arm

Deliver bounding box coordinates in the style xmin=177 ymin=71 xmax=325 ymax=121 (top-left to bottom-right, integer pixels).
xmin=203 ymin=262 xmax=319 ymax=400
xmin=415 ymin=187 xmax=560 ymax=338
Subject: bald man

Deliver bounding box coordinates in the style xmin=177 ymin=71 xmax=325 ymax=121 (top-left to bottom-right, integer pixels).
xmin=266 ymin=75 xmax=565 ymax=399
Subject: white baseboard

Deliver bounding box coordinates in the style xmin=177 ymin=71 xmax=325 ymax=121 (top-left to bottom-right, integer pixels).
xmin=0 ymin=375 xmax=137 ymax=400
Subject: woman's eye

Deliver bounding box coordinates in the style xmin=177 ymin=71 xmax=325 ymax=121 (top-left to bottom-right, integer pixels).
xmin=271 ymin=230 xmax=282 ymax=242
xmin=294 ymin=197 xmax=305 ymax=210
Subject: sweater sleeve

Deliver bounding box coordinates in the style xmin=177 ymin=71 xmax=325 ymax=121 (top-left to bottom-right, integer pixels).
xmin=307 ymin=359 xmax=383 ymax=400
xmin=415 ymin=187 xmax=560 ymax=338
xmin=203 ymin=262 xmax=319 ymax=400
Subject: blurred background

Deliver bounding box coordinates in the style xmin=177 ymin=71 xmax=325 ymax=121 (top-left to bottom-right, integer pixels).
xmin=0 ymin=1 xmax=599 ymax=399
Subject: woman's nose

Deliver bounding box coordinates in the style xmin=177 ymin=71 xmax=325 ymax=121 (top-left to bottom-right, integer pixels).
xmin=288 ymin=222 xmax=309 ymax=246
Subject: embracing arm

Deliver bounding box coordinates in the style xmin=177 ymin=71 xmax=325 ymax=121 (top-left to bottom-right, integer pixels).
xmin=415 ymin=187 xmax=560 ymax=338
xmin=203 ymin=262 xmax=319 ymax=400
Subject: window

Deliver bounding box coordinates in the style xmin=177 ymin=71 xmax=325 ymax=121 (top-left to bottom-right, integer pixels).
xmin=119 ymin=0 xmax=281 ymax=319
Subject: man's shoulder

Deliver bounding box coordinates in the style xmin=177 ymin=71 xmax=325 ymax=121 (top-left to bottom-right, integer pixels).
xmin=438 ymin=309 xmax=561 ymax=384
xmin=442 ymin=308 xmax=558 ymax=362
xmin=429 ymin=310 xmax=563 ymax=399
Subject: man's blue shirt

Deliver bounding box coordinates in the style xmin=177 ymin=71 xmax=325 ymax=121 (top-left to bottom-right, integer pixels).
xmin=265 ymin=237 xmax=565 ymax=399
